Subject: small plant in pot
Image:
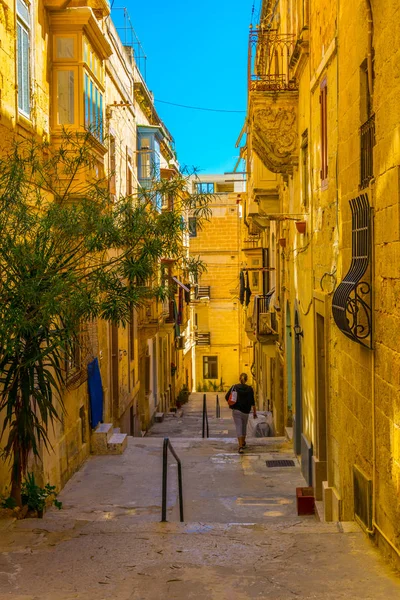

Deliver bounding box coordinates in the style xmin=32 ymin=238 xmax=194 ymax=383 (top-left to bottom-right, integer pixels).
xmin=178 ymin=385 xmax=190 ymax=404
xmin=21 ymin=473 xmax=62 ymax=518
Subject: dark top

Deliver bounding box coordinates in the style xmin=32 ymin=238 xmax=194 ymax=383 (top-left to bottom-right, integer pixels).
xmin=225 ymin=383 xmax=255 ymax=414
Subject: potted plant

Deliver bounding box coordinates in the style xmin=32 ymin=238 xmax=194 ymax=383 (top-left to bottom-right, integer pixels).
xmin=295 ymin=221 xmax=307 ymax=234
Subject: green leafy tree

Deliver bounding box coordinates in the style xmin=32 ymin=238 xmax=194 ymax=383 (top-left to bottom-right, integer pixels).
xmin=0 ymin=131 xmax=210 ymax=505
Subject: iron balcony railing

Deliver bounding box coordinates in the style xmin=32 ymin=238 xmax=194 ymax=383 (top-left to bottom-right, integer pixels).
xmin=248 ymin=29 xmax=298 ymax=92
xmin=360 ymin=114 xmax=375 ymax=189
xmin=195 ymin=332 xmax=211 ymax=346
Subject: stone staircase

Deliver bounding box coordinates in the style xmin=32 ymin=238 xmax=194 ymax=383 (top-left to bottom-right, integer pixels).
xmin=91 ymin=423 xmax=128 ymax=455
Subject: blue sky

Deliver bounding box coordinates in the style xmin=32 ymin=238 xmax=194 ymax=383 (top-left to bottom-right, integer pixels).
xmin=111 ymin=1 xmax=255 ymax=174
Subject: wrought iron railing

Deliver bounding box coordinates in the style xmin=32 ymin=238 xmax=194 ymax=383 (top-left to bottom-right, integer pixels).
xmin=161 ymin=437 xmax=184 ymax=522
xmin=332 ymin=194 xmax=372 ymax=348
xmin=248 ymin=29 xmax=298 ymax=92
xmin=202 ymin=394 xmax=209 ymax=438
xmin=216 ymin=394 xmax=221 ymax=419
xmin=360 ymin=114 xmax=375 ymax=189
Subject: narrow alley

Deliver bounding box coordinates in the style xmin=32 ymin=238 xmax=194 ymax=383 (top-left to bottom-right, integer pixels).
xmin=0 ymin=395 xmax=398 ymax=600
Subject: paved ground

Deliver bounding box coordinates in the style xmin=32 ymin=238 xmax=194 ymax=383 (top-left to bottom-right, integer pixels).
xmin=0 ymin=394 xmax=399 ymax=599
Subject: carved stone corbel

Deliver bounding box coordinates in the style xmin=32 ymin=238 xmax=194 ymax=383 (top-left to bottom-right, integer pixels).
xmin=250 ymin=92 xmax=298 ymax=175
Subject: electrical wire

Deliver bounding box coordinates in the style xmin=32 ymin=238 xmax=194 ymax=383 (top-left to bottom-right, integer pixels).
xmin=155 ymin=99 xmax=246 ymax=114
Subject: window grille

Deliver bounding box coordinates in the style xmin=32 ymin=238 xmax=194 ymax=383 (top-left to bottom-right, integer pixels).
xmin=332 ymin=194 xmax=372 ymax=348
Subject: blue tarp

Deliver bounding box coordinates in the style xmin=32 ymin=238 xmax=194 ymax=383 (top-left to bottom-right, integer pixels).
xmin=87 ymin=357 xmax=103 ymax=429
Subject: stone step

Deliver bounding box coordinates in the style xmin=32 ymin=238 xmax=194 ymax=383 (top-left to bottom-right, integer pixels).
xmin=107 ymin=433 xmax=128 ymax=455
xmin=91 ymin=423 xmax=114 ymax=454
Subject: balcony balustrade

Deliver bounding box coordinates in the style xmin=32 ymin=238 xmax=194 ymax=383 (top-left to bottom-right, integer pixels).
xmin=247 ymin=28 xmax=299 ymax=176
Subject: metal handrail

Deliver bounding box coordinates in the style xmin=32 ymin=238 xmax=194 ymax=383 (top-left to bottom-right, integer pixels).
xmin=216 ymin=394 xmax=221 ymax=419
xmin=202 ymin=393 xmax=209 ymax=438
xmin=161 ymin=437 xmax=184 ymax=522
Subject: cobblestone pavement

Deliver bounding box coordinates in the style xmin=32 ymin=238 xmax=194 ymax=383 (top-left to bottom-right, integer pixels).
xmin=0 ymin=394 xmax=399 ymax=599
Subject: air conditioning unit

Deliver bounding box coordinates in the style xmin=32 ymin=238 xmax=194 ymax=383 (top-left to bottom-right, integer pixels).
xmin=258 ymin=312 xmax=272 ymax=335
xmin=175 ymin=336 xmax=185 ymax=349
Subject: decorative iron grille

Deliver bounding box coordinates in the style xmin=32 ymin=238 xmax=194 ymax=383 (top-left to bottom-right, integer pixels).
xmin=248 ymin=29 xmax=298 ymax=92
xmin=332 ymin=194 xmax=372 ymax=348
xmin=360 ymin=114 xmax=375 ymax=189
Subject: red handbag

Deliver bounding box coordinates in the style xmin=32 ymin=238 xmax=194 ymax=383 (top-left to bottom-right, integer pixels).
xmin=227 ymin=386 xmax=237 ymax=406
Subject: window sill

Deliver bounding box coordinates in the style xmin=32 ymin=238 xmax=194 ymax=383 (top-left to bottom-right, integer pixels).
xmin=17 ymin=111 xmax=36 ymax=136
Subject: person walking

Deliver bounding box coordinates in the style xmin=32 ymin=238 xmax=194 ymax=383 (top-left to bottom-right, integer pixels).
xmin=225 ymin=373 xmax=257 ymax=453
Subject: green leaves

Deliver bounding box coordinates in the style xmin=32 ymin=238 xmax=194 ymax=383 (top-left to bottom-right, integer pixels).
xmin=0 ymin=131 xmax=211 ymax=500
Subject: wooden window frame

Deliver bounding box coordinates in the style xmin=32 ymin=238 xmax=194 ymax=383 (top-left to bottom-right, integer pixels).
xmin=319 ymin=78 xmax=328 ymax=185
xmin=17 ymin=0 xmax=31 ymax=118
xmin=203 ymin=356 xmax=218 ymax=380
xmin=188 ymin=217 xmax=197 ymax=238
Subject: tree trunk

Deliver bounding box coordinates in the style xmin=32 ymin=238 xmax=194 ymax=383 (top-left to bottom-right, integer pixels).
xmin=10 ymin=450 xmax=22 ymax=507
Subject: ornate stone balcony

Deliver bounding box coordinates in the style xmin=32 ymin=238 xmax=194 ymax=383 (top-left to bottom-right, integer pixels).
xmin=248 ymin=29 xmax=299 ymax=176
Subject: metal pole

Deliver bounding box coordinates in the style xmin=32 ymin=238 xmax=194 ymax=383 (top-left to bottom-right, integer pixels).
xmin=161 ymin=437 xmax=168 ymax=522
xmin=177 ymin=460 xmax=184 ymax=522
xmin=216 ymin=394 xmax=220 ymax=418
xmin=206 ymin=398 xmax=209 ymax=438
xmin=202 ymin=394 xmax=206 ymax=438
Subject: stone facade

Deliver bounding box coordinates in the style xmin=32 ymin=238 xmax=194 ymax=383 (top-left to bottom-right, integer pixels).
xmin=189 ymin=174 xmax=246 ymax=393
xmin=243 ymin=0 xmax=400 ymax=566
xmin=0 ymin=1 xmax=188 ymax=497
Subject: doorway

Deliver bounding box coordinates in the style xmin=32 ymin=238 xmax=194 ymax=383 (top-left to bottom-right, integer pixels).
xmin=294 ymin=309 xmax=303 ymax=454
xmin=316 ymin=313 xmax=327 ymax=463
xmin=111 ymin=323 xmax=119 ymax=424
xmin=285 ymin=302 xmax=293 ymax=425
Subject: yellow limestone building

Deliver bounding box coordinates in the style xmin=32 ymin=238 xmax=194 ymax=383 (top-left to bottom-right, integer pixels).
xmin=242 ymin=0 xmax=400 ymax=566
xmin=188 ymin=174 xmax=247 ymax=393
xmin=0 ymin=0 xmax=187 ymax=496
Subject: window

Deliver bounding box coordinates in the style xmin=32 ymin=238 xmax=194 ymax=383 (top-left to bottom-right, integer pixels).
xmin=137 ymin=127 xmax=161 ymax=191
xmin=65 ymin=339 xmax=80 ymax=381
xmin=57 ymin=70 xmax=74 ymax=124
xmin=17 ymin=0 xmax=30 ymax=117
xmin=203 ymin=356 xmax=218 ymax=379
xmin=56 ymin=37 xmax=74 ymax=59
xmin=128 ymin=308 xmax=135 ymax=362
xmin=126 ymin=147 xmax=133 ymax=195
xmin=139 ymin=137 xmax=151 ymax=179
xmin=359 ymin=60 xmax=375 ymax=189
xmin=301 ymin=129 xmax=309 ymax=207
xmin=188 ymin=217 xmax=197 ymax=237
xmin=84 ymin=73 xmax=103 ymax=141
xmin=320 ymin=78 xmax=328 ymax=183
xmin=79 ymin=406 xmax=86 ymax=443
xmin=252 ymin=271 xmax=259 ymax=289
xmin=109 ymin=135 xmax=116 ymax=196
xmin=196 ymin=182 xmax=214 ymax=194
